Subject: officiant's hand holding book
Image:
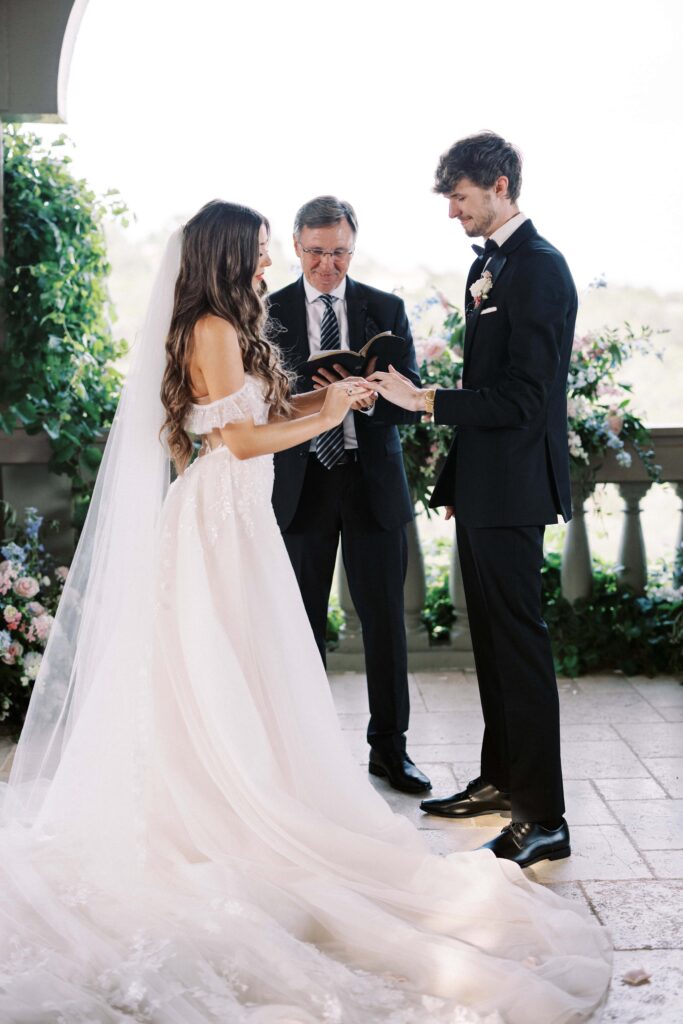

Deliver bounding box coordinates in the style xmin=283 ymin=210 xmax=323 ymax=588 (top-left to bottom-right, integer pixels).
xmin=301 ymin=331 xmax=409 ymax=383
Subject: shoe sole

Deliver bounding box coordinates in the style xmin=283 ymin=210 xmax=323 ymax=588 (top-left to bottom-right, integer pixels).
xmin=368 ymin=762 xmax=431 ymax=794
xmin=517 ymin=845 xmax=572 ymax=869
xmin=420 ymin=805 xmax=511 ymax=819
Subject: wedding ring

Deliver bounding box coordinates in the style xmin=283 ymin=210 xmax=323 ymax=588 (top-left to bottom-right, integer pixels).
xmin=346 ymin=386 xmax=354 ymax=395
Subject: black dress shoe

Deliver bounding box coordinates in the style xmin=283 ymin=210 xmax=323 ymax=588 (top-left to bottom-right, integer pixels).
xmin=420 ymin=777 xmax=510 ymax=818
xmin=368 ymin=751 xmax=432 ymax=794
xmin=480 ymin=820 xmax=571 ymax=868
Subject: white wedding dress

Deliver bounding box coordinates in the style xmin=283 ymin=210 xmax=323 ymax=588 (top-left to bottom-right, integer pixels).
xmin=0 ymin=373 xmax=611 ymax=1024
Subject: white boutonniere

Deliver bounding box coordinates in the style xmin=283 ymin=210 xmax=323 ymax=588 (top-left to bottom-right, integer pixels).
xmin=470 ymin=270 xmax=493 ymax=309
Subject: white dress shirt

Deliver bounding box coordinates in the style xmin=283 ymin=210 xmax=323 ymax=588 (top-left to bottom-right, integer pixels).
xmin=302 ymin=275 xmax=368 ymax=450
xmin=487 ymin=211 xmax=528 ymax=254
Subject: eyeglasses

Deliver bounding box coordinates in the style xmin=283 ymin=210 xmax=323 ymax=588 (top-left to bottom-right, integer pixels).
xmin=299 ymin=246 xmax=355 ymax=260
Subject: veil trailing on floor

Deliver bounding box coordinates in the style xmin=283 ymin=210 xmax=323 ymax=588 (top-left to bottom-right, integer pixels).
xmin=6 ymin=229 xmax=182 ymax=823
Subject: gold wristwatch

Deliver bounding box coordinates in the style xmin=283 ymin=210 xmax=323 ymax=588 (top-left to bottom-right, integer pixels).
xmin=423 ymin=387 xmax=436 ymax=419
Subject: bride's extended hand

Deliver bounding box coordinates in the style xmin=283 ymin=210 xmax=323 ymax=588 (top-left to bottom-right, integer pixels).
xmin=320 ymin=379 xmax=375 ymax=426
xmin=365 ymin=364 xmax=424 ymax=411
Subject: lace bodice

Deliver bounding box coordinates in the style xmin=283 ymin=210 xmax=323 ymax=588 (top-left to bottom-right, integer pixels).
xmin=184 ymin=375 xmax=269 ymax=435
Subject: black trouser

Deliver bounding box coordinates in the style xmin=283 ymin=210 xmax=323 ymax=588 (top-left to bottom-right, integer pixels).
xmin=283 ymin=454 xmax=410 ymax=756
xmin=456 ymin=521 xmax=565 ymax=823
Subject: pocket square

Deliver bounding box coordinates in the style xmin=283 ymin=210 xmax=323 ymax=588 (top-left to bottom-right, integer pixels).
xmin=480 ymin=306 xmax=497 ymax=315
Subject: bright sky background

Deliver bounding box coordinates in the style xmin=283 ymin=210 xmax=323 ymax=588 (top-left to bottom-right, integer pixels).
xmin=34 ymin=0 xmax=682 ymax=294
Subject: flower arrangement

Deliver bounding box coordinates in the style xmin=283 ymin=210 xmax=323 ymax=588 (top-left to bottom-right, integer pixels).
xmin=566 ymin=321 xmax=661 ymax=482
xmin=0 ymin=506 xmax=69 ymax=734
xmin=400 ymin=284 xmax=661 ymax=508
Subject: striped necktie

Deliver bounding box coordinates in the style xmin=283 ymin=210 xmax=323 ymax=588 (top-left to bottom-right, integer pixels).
xmin=315 ymin=294 xmax=345 ymax=469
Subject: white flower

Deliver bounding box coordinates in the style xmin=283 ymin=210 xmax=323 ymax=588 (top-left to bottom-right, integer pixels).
xmin=469 ymin=270 xmax=493 ymax=307
xmin=22 ymin=651 xmax=43 ymax=680
xmin=568 ymin=430 xmax=589 ymax=462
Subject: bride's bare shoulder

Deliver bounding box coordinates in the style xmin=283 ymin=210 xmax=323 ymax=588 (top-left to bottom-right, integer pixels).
xmin=193 ymin=314 xmax=239 ymax=349
xmin=191 ymin=316 xmax=245 ymax=397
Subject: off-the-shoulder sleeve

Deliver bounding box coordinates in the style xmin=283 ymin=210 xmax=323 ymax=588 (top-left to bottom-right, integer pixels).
xmin=184 ymin=381 xmax=258 ymax=435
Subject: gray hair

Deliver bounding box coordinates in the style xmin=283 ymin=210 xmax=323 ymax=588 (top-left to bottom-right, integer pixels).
xmin=293 ymin=195 xmax=358 ymax=238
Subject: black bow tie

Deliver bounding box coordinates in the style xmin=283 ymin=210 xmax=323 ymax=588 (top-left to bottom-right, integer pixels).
xmin=472 ymin=239 xmax=499 ymax=258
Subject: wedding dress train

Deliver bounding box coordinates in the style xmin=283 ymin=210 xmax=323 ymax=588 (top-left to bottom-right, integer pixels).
xmin=0 ymin=374 xmax=611 ymax=1024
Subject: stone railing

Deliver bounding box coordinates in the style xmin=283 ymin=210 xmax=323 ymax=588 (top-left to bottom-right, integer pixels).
xmin=331 ymin=426 xmax=683 ymax=670
xmin=3 ymin=426 xmax=682 ymax=671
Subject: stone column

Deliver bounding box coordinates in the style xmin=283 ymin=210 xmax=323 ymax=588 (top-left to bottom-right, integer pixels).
xmin=449 ymin=525 xmax=472 ymax=650
xmin=561 ymin=479 xmax=594 ymax=603
xmin=616 ymin=481 xmax=651 ymax=593
xmin=675 ymin=483 xmax=683 ymax=589
xmin=403 ymin=517 xmax=430 ymax=649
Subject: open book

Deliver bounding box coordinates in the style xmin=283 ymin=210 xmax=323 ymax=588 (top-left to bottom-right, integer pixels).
xmin=300 ymin=331 xmax=409 ymax=380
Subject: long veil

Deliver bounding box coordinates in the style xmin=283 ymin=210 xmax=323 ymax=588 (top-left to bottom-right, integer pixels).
xmin=6 ymin=229 xmax=181 ymax=824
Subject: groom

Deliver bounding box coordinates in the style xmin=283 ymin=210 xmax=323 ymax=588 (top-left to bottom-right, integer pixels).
xmin=268 ymin=195 xmax=430 ymax=795
xmin=367 ymin=132 xmax=576 ymax=867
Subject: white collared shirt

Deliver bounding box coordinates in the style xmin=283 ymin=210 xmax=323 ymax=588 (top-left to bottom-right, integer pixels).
xmin=487 ymin=211 xmax=528 ymax=251
xmin=302 ymin=275 xmax=365 ymax=449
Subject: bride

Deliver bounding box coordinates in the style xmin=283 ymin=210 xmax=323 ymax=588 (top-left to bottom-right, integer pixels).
xmin=0 ymin=200 xmax=611 ymax=1023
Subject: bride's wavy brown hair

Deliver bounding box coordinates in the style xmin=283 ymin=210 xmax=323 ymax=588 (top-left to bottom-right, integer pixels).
xmin=160 ymin=200 xmax=293 ymax=472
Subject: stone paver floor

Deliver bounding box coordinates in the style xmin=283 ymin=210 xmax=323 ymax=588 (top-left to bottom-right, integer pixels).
xmin=1 ymin=670 xmax=681 ymax=1022
xmin=331 ymin=669 xmax=683 ymax=1024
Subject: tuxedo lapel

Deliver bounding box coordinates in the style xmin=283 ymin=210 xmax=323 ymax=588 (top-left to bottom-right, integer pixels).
xmin=345 ymin=277 xmax=369 ymax=348
xmin=463 ymin=251 xmax=508 ymax=372
xmin=290 ymin=277 xmax=312 ymax=366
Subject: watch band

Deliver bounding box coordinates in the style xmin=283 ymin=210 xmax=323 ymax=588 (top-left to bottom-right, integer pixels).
xmin=423 ymin=387 xmax=436 ymax=418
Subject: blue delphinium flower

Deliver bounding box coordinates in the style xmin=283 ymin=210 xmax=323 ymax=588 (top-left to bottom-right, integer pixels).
xmin=1 ymin=543 xmax=25 ymax=563
xmin=24 ymin=508 xmax=44 ymax=541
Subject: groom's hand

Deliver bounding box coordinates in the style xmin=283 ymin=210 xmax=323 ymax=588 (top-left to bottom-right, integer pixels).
xmin=365 ymin=365 xmax=424 ymax=412
xmin=444 ymin=506 xmax=455 ymax=521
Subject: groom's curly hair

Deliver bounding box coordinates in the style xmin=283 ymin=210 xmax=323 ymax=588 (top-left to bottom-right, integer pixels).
xmin=161 ymin=200 xmax=293 ymax=472
xmin=433 ymin=131 xmax=522 ymax=201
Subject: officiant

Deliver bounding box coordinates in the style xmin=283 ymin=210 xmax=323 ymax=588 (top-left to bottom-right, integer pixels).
xmin=268 ymin=195 xmax=430 ymax=795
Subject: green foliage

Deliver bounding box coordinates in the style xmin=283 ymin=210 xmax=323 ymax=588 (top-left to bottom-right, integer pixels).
xmin=325 ymin=593 xmax=345 ymax=648
xmin=421 ymin=537 xmax=456 ymax=642
xmin=0 ymin=126 xmax=128 ymax=525
xmin=541 ymin=552 xmax=682 ymax=677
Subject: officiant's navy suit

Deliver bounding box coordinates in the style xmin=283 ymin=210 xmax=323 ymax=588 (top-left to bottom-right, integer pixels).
xmin=430 ymin=218 xmax=577 ymax=822
xmin=268 ymin=276 xmax=420 ymax=757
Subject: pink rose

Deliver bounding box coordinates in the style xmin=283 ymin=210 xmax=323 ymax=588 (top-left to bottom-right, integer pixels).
xmin=26 ymin=601 xmax=46 ymax=617
xmin=13 ymin=576 xmax=40 ymax=599
xmin=55 ymin=566 xmax=70 ymax=582
xmin=33 ymin=613 xmax=54 ymax=643
xmin=3 ymin=605 xmax=22 ymax=627
xmin=424 ymin=339 xmax=447 ymax=361
xmin=1 ymin=640 xmax=24 ymax=666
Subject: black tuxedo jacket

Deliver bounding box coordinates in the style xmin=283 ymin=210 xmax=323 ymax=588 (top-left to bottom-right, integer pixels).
xmin=430 ymin=220 xmax=576 ymax=527
xmin=268 ymin=276 xmax=420 ymax=531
